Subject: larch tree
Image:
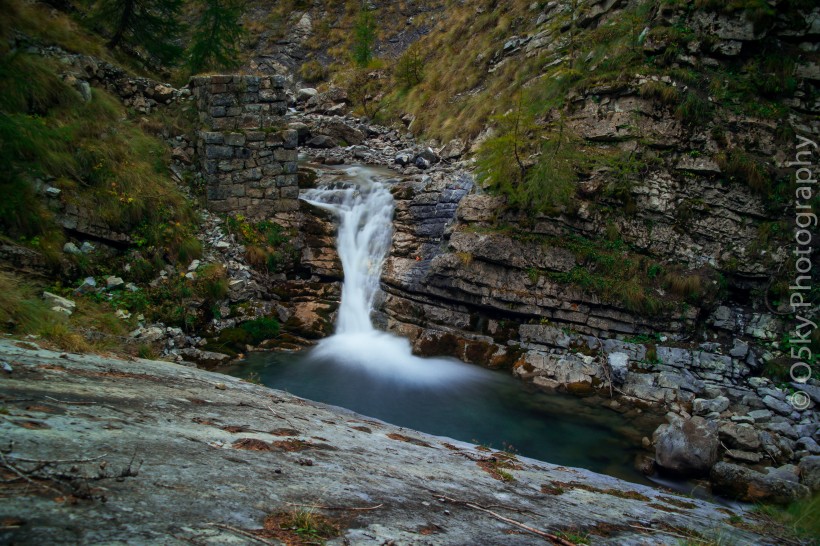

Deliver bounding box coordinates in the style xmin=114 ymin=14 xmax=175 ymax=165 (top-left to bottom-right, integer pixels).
xmin=188 ymin=0 xmax=246 ymax=74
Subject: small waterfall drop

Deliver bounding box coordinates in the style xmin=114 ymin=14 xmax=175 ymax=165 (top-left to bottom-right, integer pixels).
xmin=301 ymin=167 xmax=482 ymax=385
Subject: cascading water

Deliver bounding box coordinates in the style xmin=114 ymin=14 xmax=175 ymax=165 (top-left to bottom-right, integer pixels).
xmin=301 ymin=167 xmax=482 ymax=384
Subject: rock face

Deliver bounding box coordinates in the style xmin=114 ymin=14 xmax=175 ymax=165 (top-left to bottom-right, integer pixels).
xmin=190 ymin=75 xmax=298 ymax=218
xmin=654 ymin=416 xmax=719 ymax=477
xmin=0 ymin=340 xmax=776 ymax=545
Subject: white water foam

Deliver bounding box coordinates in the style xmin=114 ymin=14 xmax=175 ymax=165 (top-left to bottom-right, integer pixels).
xmin=302 ymin=167 xmax=483 ymax=385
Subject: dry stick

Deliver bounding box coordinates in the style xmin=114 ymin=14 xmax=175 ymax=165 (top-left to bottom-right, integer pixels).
xmin=206 ymin=523 xmax=278 ymax=545
xmin=0 ymin=451 xmax=63 ymax=496
xmin=627 ymin=524 xmax=706 ymax=542
xmin=8 ymin=454 xmax=108 ymax=464
xmin=286 ymin=502 xmax=384 ymax=511
xmin=592 ymin=333 xmax=612 ymax=398
xmin=433 ymin=494 xmax=576 ymax=546
xmin=267 ymin=405 xmax=297 ymax=429
xmin=44 ymin=396 xmax=96 ymax=405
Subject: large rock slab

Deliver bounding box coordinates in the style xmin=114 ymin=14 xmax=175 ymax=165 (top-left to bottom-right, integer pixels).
xmin=0 ymin=340 xmax=772 ymax=545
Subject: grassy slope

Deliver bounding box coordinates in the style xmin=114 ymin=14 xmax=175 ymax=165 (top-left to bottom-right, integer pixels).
xmin=0 ymin=1 xmax=202 ymax=353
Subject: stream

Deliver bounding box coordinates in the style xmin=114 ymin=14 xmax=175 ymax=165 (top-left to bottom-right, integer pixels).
xmin=218 ymin=164 xmax=665 ymax=487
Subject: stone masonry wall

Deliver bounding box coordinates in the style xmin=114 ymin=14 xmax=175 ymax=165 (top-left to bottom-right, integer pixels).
xmin=190 ymin=75 xmax=299 ymax=218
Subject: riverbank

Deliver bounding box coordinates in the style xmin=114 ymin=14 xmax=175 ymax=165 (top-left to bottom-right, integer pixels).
xmin=0 ymin=338 xmax=790 ymax=544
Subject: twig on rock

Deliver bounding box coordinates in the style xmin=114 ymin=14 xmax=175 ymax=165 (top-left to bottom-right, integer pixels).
xmin=206 ymin=523 xmax=278 ymax=545
xmin=286 ymin=502 xmax=384 ymax=511
xmin=432 ymin=494 xmax=576 ymax=546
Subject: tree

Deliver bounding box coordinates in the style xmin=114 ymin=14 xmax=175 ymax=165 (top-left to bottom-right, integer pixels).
xmin=188 ymin=0 xmax=246 ymax=74
xmin=92 ymin=0 xmax=184 ymax=65
xmin=395 ymin=42 xmax=424 ymax=88
xmin=352 ymin=4 xmax=376 ymax=67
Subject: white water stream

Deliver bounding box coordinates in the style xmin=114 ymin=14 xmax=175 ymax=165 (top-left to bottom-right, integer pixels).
xmin=302 ymin=167 xmax=480 ymax=384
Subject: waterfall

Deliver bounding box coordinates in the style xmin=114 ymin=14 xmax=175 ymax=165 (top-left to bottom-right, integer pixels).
xmin=302 ymin=177 xmax=394 ymax=334
xmin=301 ymin=167 xmax=482 ymax=385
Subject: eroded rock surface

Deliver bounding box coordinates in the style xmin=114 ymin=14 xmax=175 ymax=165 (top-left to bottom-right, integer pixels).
xmin=0 ymin=340 xmax=773 ymax=545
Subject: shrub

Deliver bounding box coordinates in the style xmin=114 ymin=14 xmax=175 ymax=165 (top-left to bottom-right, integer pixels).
xmin=299 ymin=60 xmax=327 ymax=83
xmin=675 ymin=92 xmax=712 ymax=126
xmin=716 ymin=148 xmax=770 ymax=195
xmin=240 ymin=317 xmax=280 ymax=344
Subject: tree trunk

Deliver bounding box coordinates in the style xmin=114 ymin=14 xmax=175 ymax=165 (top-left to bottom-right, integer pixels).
xmin=107 ymin=0 xmax=135 ymax=50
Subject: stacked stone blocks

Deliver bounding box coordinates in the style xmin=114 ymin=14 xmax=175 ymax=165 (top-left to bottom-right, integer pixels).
xmin=190 ymin=74 xmax=299 ymax=217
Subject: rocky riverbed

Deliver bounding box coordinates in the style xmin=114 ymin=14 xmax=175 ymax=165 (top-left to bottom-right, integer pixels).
xmin=0 ymin=339 xmax=793 ymax=545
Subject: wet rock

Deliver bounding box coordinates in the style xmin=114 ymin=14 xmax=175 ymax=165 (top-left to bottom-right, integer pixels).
xmin=654 ymin=416 xmax=719 ymax=477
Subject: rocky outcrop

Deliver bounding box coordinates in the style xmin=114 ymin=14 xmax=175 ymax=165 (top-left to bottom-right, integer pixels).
xmin=0 ymin=340 xmax=778 ymax=545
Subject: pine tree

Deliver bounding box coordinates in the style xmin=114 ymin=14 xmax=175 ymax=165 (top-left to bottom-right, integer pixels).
xmin=188 ymin=0 xmax=246 ymax=74
xmin=352 ymin=5 xmax=376 ymax=67
xmin=92 ymin=0 xmax=184 ymax=65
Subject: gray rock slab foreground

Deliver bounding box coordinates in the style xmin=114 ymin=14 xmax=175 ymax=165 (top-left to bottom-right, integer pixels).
xmin=0 ymin=340 xmax=774 ymax=545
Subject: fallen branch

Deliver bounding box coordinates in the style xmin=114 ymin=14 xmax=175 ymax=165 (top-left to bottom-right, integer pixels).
xmin=44 ymin=396 xmax=97 ymax=405
xmin=206 ymin=523 xmax=278 ymax=545
xmin=433 ymin=494 xmax=576 ymax=546
xmin=286 ymin=502 xmax=383 ymax=511
xmin=628 ymin=524 xmax=704 ymax=541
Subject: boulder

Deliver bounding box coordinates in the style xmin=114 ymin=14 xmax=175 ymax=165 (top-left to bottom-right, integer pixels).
xmin=693 ymin=396 xmax=730 ymax=415
xmin=315 ymin=120 xmax=363 ymax=145
xmin=394 ymin=152 xmax=413 ymax=166
xmin=42 ymin=292 xmax=76 ymax=315
xmin=719 ymin=422 xmax=761 ymax=451
xmin=711 ymin=462 xmax=810 ymax=505
xmin=306 ymin=135 xmax=337 ymax=149
xmin=416 ymin=147 xmax=439 ymax=164
xmin=439 ymin=138 xmax=466 ymax=159
xmin=288 ymin=122 xmax=311 ymax=145
xmin=607 ymin=352 xmax=629 ymax=385
xmin=415 ymin=156 xmax=431 ymax=170
xmin=74 ymin=277 xmax=97 ymax=295
xmin=654 ymin=416 xmax=719 ymax=477
xmin=762 ymin=395 xmax=794 ymax=416
xmin=297 ymin=88 xmax=318 ymax=102
xmin=798 ymin=456 xmax=820 ymax=491
xmin=63 ymin=242 xmax=82 ymax=255
xmin=106 ymin=276 xmax=125 ymax=290
xmin=178 ymin=348 xmax=230 ymax=367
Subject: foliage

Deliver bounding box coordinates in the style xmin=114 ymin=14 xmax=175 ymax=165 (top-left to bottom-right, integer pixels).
xmin=187 ymin=0 xmax=246 ymax=74
xmin=352 ymin=4 xmax=377 ymax=67
xmin=226 ymin=215 xmax=292 ymax=273
xmin=716 ymin=148 xmax=771 ymax=195
xmin=299 ymin=60 xmax=327 ymax=83
xmin=395 ymin=42 xmax=424 ymax=88
xmin=90 ymin=0 xmax=184 ymax=65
